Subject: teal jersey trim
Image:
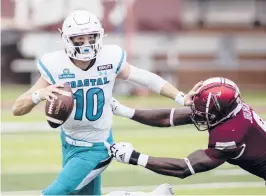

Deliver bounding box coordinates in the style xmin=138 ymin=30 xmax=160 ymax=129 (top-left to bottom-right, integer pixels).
xmin=115 ymin=49 xmax=125 ymax=74
xmin=38 ymin=59 xmax=56 ymax=84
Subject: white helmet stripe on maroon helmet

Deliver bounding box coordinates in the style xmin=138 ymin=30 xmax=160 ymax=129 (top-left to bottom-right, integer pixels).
xmin=205 ymin=92 xmax=212 ymax=127
xmin=192 ymin=77 xmax=243 ymax=131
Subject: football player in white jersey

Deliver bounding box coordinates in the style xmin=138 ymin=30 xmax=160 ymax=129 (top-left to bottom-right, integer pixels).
xmin=12 ymin=10 xmax=200 ymax=195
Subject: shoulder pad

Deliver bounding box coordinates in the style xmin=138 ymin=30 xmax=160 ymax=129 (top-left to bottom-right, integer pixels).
xmin=37 ymin=50 xmax=65 ymax=84
xmin=101 ymin=45 xmax=127 ymax=75
xmin=208 ymin=126 xmax=246 ymax=151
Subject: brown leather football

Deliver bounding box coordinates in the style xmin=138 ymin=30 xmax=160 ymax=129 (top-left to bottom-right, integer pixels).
xmin=45 ymin=83 xmax=74 ymax=128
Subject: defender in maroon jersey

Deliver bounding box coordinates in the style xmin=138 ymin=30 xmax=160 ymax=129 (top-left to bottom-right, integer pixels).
xmin=205 ymin=102 xmax=266 ymax=180
xmin=106 ymin=77 xmax=266 ymax=181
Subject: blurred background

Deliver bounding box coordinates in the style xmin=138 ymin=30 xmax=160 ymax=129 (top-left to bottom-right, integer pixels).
xmin=1 ymin=0 xmax=266 ymax=195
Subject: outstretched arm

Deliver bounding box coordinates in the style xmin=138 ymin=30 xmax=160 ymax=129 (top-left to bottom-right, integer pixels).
xmin=117 ymin=63 xmax=202 ymax=106
xmin=105 ymin=142 xmax=225 ymax=179
xmin=145 ymin=150 xmax=224 ymax=178
xmin=132 ymin=108 xmax=192 ymax=127
xmin=111 ymin=98 xmax=193 ymax=127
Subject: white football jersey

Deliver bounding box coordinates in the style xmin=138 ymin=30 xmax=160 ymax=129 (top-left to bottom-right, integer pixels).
xmin=37 ymin=45 xmax=126 ymax=142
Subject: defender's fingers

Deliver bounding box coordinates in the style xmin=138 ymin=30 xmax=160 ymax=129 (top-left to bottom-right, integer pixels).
xmin=104 ymin=141 xmax=111 ymax=149
xmin=112 ymin=97 xmax=118 ymax=102
xmin=112 ymin=156 xmax=118 ymax=161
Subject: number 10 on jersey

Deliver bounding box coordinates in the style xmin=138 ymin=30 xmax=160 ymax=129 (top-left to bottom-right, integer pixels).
xmin=73 ymin=88 xmax=105 ymax=121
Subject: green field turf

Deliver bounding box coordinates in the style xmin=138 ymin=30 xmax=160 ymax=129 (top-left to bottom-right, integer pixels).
xmin=2 ymin=127 xmax=265 ymax=195
xmin=1 ymin=85 xmax=266 ymax=195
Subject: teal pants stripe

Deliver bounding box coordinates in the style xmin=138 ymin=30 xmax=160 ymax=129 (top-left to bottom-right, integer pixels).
xmin=73 ymin=175 xmax=101 ymax=195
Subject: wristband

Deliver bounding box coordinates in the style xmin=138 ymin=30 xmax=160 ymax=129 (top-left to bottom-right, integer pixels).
xmin=184 ymin=158 xmax=195 ymax=175
xmin=137 ymin=154 xmax=149 ymax=167
xmin=32 ymin=90 xmax=42 ymax=104
xmin=122 ymin=106 xmax=135 ymax=119
xmin=129 ymin=150 xmax=140 ymax=165
xmin=175 ymin=92 xmax=185 ymax=106
xmin=129 ymin=150 xmax=149 ymax=167
xmin=170 ymin=108 xmax=175 ymax=126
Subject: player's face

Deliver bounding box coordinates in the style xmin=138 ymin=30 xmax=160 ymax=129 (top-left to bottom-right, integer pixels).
xmin=70 ymin=34 xmax=100 ymax=58
xmin=71 ymin=34 xmax=98 ymax=46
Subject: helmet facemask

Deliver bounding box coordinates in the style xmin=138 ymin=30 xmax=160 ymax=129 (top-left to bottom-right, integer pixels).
xmin=191 ymin=91 xmax=242 ymax=131
xmin=190 ymin=95 xmax=217 ymax=131
xmin=63 ymin=31 xmax=103 ymax=62
xmin=190 ymin=106 xmax=210 ymax=131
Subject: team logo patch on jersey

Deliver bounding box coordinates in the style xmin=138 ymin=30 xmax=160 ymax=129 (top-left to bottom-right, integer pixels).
xmin=97 ymin=64 xmax=113 ymax=71
xmin=58 ymin=68 xmax=75 ymax=79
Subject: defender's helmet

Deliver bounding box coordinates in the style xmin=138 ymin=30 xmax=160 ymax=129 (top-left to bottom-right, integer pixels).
xmin=60 ymin=10 xmax=104 ymax=61
xmin=191 ymin=77 xmax=242 ymax=131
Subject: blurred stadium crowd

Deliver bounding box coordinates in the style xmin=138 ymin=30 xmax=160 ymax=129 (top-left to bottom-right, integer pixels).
xmin=1 ymin=0 xmax=266 ymax=94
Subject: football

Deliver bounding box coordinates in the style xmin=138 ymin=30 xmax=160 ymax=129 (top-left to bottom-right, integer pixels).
xmin=45 ymin=83 xmax=74 ymax=128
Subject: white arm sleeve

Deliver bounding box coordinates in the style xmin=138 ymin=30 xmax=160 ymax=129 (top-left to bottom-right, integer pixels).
xmin=127 ymin=66 xmax=167 ymax=94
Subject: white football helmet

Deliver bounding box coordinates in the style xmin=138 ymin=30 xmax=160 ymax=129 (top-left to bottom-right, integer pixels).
xmin=60 ymin=10 xmax=104 ymax=61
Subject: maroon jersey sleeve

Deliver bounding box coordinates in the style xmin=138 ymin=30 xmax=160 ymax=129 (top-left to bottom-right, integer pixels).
xmin=205 ymin=126 xmax=247 ymax=160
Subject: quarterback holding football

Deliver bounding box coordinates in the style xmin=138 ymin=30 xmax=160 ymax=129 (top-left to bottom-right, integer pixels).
xmin=12 ymin=10 xmax=200 ymax=195
xmin=108 ymin=77 xmax=266 ymax=182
